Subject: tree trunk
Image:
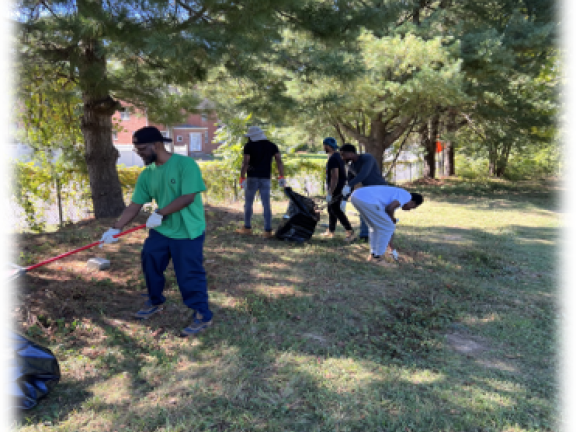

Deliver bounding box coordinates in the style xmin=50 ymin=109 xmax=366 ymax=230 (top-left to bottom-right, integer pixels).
xmin=364 ymin=142 xmax=385 ymax=174
xmin=78 ymin=36 xmax=125 ymax=218
xmin=81 ymin=99 xmax=126 ymax=218
xmin=495 ymin=143 xmax=513 ymax=177
xmin=444 ymin=110 xmax=458 ymax=176
xmin=421 ymin=114 xmax=440 ymax=179
xmin=423 ymin=146 xmax=436 ymax=178
xmin=56 ymin=177 xmax=63 ymax=227
xmin=488 ymin=148 xmax=497 ymax=176
xmin=443 ymin=140 xmax=455 ymax=176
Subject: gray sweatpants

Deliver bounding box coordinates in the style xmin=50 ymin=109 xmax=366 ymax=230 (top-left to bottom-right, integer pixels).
xmin=350 ymin=195 xmax=395 ymax=257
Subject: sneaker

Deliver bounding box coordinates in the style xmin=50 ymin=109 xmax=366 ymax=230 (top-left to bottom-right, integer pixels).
xmin=180 ymin=312 xmax=213 ymax=337
xmin=344 ymin=230 xmax=356 ymax=242
xmin=262 ymin=231 xmax=274 ymax=239
xmin=134 ymin=303 xmax=164 ymax=319
xmin=367 ymin=254 xmax=392 ymax=267
xmin=320 ymin=230 xmax=335 ymax=238
xmin=236 ymin=226 xmax=252 ymax=235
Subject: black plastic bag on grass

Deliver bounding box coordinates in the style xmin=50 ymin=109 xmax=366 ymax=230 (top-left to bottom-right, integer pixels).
xmin=275 ymin=188 xmax=319 ymax=242
xmin=10 ymin=331 xmax=61 ymax=410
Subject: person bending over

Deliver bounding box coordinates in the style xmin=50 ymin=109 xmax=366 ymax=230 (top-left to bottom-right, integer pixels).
xmin=350 ymin=185 xmax=423 ymax=265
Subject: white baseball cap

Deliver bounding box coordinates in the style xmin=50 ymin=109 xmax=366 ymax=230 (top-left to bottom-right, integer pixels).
xmin=243 ymin=126 xmax=267 ymax=141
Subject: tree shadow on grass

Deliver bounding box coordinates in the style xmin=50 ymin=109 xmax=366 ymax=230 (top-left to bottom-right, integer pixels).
xmin=400 ymin=177 xmax=561 ymax=214
xmin=13 ymin=201 xmax=556 ymax=431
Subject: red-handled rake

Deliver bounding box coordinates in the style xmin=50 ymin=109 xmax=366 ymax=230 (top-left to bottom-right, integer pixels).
xmin=9 ymin=224 xmax=147 ymax=281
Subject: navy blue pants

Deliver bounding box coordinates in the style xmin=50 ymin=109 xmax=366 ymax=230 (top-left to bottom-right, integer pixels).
xmin=141 ymin=229 xmax=212 ymax=321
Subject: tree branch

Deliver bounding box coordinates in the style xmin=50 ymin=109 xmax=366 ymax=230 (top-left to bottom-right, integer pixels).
xmin=387 ymin=116 xmax=414 ymax=143
xmin=384 ymin=117 xmax=418 ymax=178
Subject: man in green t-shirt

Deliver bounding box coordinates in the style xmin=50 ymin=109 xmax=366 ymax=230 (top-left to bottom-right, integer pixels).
xmin=100 ymin=126 xmax=213 ymax=337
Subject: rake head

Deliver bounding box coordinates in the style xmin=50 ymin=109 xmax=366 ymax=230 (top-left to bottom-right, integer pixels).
xmin=1 ymin=262 xmax=26 ymax=287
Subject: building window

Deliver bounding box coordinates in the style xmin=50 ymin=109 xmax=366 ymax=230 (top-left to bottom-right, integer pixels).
xmin=201 ymin=113 xmax=207 ymax=122
xmin=204 ymin=131 xmax=209 ymax=144
xmin=176 ymin=135 xmax=183 ymax=142
xmin=119 ymin=108 xmax=130 ymax=121
xmin=112 ymin=132 xmax=118 ymax=141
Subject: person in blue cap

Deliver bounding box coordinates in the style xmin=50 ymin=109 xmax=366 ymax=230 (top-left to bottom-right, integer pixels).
xmin=320 ymin=137 xmax=356 ymax=241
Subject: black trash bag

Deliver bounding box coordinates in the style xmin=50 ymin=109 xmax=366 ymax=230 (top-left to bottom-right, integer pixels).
xmin=275 ymin=188 xmax=319 ymax=243
xmin=10 ymin=331 xmax=61 ymax=410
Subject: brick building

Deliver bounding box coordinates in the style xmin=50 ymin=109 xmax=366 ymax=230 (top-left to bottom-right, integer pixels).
xmin=2 ymin=101 xmax=219 ymax=166
xmin=113 ymin=100 xmax=221 ymax=167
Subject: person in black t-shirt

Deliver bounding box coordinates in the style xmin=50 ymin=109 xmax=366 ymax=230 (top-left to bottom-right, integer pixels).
xmin=321 ymin=137 xmax=355 ymax=242
xmin=236 ymin=126 xmax=286 ymax=238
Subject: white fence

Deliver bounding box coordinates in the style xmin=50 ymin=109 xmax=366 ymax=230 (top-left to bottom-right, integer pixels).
xmin=2 ymin=144 xmax=33 ymax=162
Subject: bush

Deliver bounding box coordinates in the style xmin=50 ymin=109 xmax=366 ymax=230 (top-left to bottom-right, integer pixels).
xmin=198 ymin=156 xmax=325 ymax=202
xmin=12 ymin=161 xmax=54 ymax=232
xmin=117 ymin=164 xmax=144 ymax=193
xmin=455 ymin=155 xmax=492 ymax=180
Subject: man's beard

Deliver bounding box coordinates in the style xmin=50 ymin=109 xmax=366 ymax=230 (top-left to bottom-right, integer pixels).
xmin=144 ymin=152 xmax=157 ymax=166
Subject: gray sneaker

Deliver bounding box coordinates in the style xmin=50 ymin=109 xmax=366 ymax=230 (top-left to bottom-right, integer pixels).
xmin=134 ymin=303 xmax=164 ymax=319
xmin=180 ymin=312 xmax=212 ymax=337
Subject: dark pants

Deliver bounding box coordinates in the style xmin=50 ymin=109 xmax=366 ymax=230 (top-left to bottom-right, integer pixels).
xmin=141 ymin=229 xmax=212 ymax=320
xmin=328 ymin=196 xmax=352 ymax=232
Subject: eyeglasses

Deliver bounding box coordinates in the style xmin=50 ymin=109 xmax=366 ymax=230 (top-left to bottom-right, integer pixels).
xmin=132 ymin=145 xmax=151 ymax=154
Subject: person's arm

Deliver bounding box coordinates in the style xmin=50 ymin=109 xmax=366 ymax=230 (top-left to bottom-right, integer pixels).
xmin=112 ymin=202 xmax=144 ymax=230
xmin=348 ymin=156 xmax=375 ymax=188
xmin=157 ymin=193 xmax=197 ymax=216
xmin=274 ymin=152 xmax=285 ymax=177
xmin=240 ymin=154 xmax=250 ymax=178
xmin=328 ymin=167 xmax=339 ymax=195
xmin=385 ymin=200 xmax=401 ymax=224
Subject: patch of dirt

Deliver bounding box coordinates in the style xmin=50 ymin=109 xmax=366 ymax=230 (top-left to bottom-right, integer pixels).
xmin=446 ymin=332 xmax=490 ymax=355
xmin=446 ymin=330 xmax=519 ymax=373
xmin=403 ymin=178 xmax=454 ymax=187
xmin=443 ymin=234 xmax=463 ymax=241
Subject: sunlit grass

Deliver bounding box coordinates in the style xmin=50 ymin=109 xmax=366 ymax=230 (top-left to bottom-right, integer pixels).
xmin=13 ymin=178 xmax=559 ymax=432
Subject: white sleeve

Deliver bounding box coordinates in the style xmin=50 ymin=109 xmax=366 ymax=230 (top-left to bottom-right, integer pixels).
xmin=396 ymin=189 xmax=412 ymax=206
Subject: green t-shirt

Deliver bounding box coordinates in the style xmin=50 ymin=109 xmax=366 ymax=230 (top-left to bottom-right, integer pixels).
xmin=132 ymin=154 xmax=206 ymax=239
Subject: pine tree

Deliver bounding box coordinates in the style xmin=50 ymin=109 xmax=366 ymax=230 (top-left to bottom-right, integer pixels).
xmin=15 ymin=0 xmax=378 ymax=217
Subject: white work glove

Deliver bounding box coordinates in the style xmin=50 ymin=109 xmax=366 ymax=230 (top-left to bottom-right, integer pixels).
xmin=100 ymin=228 xmax=120 ymax=248
xmin=342 ymin=185 xmax=351 ymax=197
xmin=146 ymin=212 xmax=163 ymax=228
xmin=326 ymin=193 xmax=332 ymax=203
xmin=278 ymin=177 xmax=287 ymax=188
xmin=391 ymin=249 xmax=399 ymax=261
xmin=340 ymin=200 xmax=347 ymax=213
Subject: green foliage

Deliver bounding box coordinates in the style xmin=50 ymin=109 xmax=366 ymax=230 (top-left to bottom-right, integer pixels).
xmin=15 ymin=60 xmax=86 ymax=169
xmin=116 ymin=164 xmax=144 ymax=197
xmin=212 ymin=113 xmax=253 ymax=199
xmin=0 ymin=152 xmax=50 ymax=231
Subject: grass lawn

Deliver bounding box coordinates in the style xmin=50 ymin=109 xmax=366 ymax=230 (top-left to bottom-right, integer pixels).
xmin=12 ymin=178 xmax=560 ymax=432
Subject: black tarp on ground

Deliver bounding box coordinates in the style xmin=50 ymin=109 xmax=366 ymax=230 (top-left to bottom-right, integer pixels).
xmin=275 ymin=187 xmax=319 ymax=243
xmin=10 ymin=332 xmax=61 ymax=410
